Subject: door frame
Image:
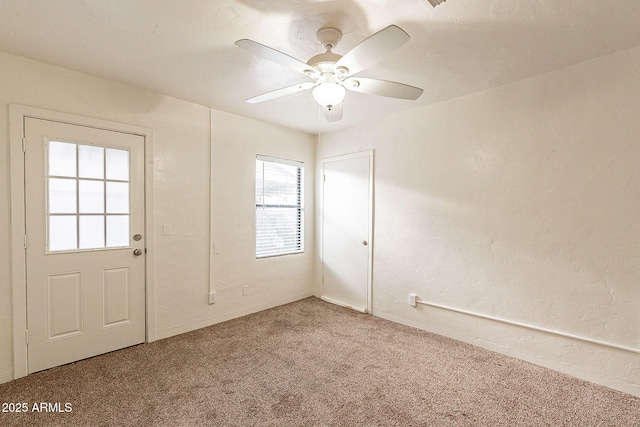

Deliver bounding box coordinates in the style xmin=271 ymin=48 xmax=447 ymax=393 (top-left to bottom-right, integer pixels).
xmin=320 ymin=150 xmax=374 ymax=314
xmin=9 ymin=104 xmax=156 ymax=379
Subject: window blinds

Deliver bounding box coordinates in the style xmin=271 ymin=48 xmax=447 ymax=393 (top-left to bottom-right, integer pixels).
xmin=255 ymin=155 xmax=304 ymax=258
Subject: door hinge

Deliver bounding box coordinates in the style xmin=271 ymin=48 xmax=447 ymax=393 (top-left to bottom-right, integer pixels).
xmin=322 ymin=275 xmax=324 ymax=283
xmin=25 ymin=330 xmax=28 ymax=344
xmin=323 ymin=174 xmax=326 ymax=182
xmin=24 ymin=234 xmax=27 ymax=249
xmin=22 ymin=137 xmax=26 ymax=152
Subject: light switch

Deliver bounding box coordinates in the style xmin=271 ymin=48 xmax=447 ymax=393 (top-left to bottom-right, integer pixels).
xmin=162 ymin=224 xmax=171 ymax=236
xmin=214 ymin=243 xmax=221 ymax=254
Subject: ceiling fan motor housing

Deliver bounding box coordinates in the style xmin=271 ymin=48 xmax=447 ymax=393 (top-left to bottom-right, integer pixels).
xmin=307 ymin=51 xmax=342 ymax=72
xmin=308 ymin=27 xmax=344 ymax=73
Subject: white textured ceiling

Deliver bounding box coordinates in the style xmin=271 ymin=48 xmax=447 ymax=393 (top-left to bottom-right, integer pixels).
xmin=1 ymin=0 xmax=640 ymax=134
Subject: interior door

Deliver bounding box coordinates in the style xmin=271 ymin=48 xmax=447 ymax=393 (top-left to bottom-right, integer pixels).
xmin=24 ymin=117 xmax=146 ymax=373
xmin=321 ymin=152 xmax=372 ymax=313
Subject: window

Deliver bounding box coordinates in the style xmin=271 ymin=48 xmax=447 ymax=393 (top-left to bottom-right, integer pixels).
xmin=47 ymin=140 xmax=130 ymax=252
xmin=255 ymin=155 xmax=304 ymax=258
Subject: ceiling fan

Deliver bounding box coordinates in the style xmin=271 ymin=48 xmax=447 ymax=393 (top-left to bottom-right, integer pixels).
xmin=235 ymin=25 xmax=424 ymax=122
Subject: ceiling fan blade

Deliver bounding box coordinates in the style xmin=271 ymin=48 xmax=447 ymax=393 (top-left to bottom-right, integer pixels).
xmin=246 ymin=81 xmax=316 ymax=104
xmin=426 ymin=0 xmax=447 ymax=7
xmin=344 ymin=77 xmax=423 ymax=100
xmin=236 ymin=39 xmax=315 ymax=76
xmin=335 ymin=25 xmax=410 ymax=76
xmin=322 ymin=102 xmax=343 ymax=122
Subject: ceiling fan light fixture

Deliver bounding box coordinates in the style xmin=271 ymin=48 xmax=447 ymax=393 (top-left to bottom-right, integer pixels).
xmin=312 ymin=83 xmax=346 ymax=108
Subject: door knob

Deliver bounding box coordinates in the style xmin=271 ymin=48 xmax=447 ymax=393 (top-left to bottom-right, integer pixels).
xmin=362 ymin=240 xmax=368 ymax=246
xmin=133 ymin=248 xmax=143 ymax=256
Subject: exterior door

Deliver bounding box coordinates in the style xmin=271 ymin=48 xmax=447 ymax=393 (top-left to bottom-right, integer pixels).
xmin=321 ymin=152 xmax=373 ymax=313
xmin=24 ymin=117 xmax=146 ymax=373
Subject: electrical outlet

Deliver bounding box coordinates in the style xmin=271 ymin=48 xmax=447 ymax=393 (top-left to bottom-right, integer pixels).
xmin=409 ymin=293 xmax=417 ymax=307
xmin=242 ymin=285 xmax=248 ymax=296
xmin=208 ymin=291 xmax=216 ymax=305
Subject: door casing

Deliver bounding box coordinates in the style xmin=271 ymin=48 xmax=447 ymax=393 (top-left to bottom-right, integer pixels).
xmin=9 ymin=104 xmax=156 ymax=379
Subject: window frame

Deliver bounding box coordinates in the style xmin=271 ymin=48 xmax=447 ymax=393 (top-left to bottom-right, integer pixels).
xmin=255 ymin=155 xmax=305 ymax=258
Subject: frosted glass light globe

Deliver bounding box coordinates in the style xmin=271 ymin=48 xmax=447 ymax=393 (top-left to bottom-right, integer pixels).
xmin=312 ymin=83 xmax=347 ymax=107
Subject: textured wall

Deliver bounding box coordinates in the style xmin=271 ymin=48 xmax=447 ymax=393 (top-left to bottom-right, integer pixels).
xmin=317 ymin=46 xmax=640 ymax=396
xmin=206 ymin=111 xmax=315 ymax=336
xmin=0 ymin=52 xmax=315 ymax=381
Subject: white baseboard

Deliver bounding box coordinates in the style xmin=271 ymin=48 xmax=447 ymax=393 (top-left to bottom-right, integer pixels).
xmin=0 ymin=370 xmax=14 ymax=384
xmin=154 ymin=292 xmax=313 ymax=341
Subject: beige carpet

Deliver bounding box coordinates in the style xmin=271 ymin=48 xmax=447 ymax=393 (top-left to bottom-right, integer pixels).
xmin=0 ymin=297 xmax=638 ymax=426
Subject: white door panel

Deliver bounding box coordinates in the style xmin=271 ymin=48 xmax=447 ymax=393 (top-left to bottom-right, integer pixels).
xmin=24 ymin=118 xmax=146 ymax=373
xmin=322 ymin=152 xmax=372 ymax=313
